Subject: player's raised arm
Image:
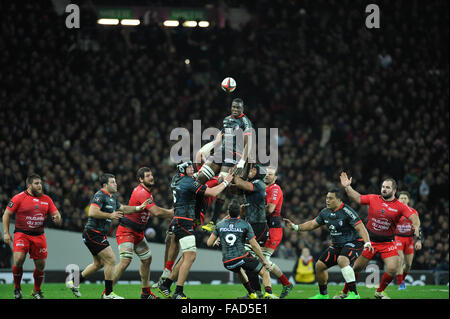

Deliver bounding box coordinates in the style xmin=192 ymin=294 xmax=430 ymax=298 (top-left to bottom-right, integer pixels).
xmin=283 ymin=218 xmax=321 ymax=232
xmin=340 ymin=172 xmax=361 ymax=204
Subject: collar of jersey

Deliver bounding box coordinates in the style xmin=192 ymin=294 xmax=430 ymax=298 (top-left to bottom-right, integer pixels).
xmin=101 ymin=188 xmax=112 ymax=197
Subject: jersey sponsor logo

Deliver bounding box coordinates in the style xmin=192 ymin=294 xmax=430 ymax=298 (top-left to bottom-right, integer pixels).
xmin=8 ymin=201 xmax=14 ymax=208
xmin=388 ymin=207 xmax=398 ymax=212
xmin=40 ymin=201 xmax=49 ymax=205
xmin=33 ymin=198 xmax=39 ymax=202
xmin=94 ymin=196 xmax=102 ymax=203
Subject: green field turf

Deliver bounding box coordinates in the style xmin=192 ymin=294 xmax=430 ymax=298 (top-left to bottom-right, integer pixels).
xmin=0 ymin=283 xmax=448 ymax=299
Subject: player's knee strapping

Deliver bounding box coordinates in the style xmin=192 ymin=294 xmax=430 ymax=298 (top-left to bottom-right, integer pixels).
xmin=179 ymin=235 xmax=197 ymax=252
xmin=135 ymin=241 xmax=152 ymax=261
xmin=119 ymin=242 xmax=134 ymax=259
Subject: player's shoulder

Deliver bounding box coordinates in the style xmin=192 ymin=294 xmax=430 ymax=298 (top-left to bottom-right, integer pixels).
xmin=40 ymin=194 xmax=54 ymax=202
xmin=342 ymin=204 xmax=360 ymax=218
xmin=11 ymin=191 xmax=26 ymax=200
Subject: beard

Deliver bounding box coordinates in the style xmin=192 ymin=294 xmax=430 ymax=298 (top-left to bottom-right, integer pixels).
xmin=31 ymin=188 xmax=43 ymax=196
xmin=143 ymin=181 xmax=154 ymax=189
xmin=381 ymin=191 xmax=393 ymax=200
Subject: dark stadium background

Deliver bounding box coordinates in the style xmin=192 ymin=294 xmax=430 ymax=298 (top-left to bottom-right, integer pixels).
xmin=0 ymin=0 xmax=448 ymax=283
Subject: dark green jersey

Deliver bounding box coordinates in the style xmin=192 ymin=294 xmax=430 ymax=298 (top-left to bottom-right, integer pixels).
xmin=315 ymin=203 xmax=362 ymax=246
xmin=170 ymin=173 xmax=207 ymax=220
xmin=214 ymin=217 xmax=255 ymax=263
xmin=243 ymin=179 xmax=267 ymax=224
xmin=85 ymin=189 xmax=121 ymax=235
xmin=221 ymin=114 xmax=253 ymax=157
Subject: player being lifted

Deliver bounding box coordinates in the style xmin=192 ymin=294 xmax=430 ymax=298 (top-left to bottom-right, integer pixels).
xmin=197 ymin=98 xmax=255 ymax=187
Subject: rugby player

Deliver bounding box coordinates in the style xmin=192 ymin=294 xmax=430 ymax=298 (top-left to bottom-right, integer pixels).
xmin=284 ymin=188 xmax=373 ymax=299
xmin=338 ymin=172 xmax=420 ymax=299
xmin=395 ymin=191 xmax=422 ymax=290
xmin=2 ymin=174 xmax=62 ymax=299
xmin=158 ymin=161 xmax=233 ymax=299
xmin=70 ymin=173 xmax=151 ymax=299
xmin=197 ymin=98 xmax=255 ymax=185
xmin=112 ymin=167 xmax=174 ymax=299
xmin=207 ymin=200 xmax=277 ymax=299
xmin=263 ymin=167 xmax=294 ymax=298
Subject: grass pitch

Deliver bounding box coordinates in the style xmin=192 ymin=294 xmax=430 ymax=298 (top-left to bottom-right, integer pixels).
xmin=0 ymin=283 xmax=448 ymax=299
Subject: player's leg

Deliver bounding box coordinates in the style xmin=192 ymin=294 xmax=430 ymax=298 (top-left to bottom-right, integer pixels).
xmin=134 ymin=240 xmax=157 ymax=299
xmin=338 ymin=254 xmax=371 ymax=298
xmin=12 ymin=251 xmax=27 ymax=299
xmin=258 ymin=264 xmax=277 ymax=299
xmin=113 ymin=241 xmax=134 ymax=285
xmin=375 ymin=253 xmax=400 ymax=299
xmin=11 ymin=233 xmax=29 ymax=298
xmin=154 ymin=232 xmax=179 ymax=289
xmin=31 ymin=258 xmax=46 ymax=298
xmin=97 ymin=246 xmax=122 ymax=298
xmin=29 ymin=234 xmax=48 ymax=298
xmin=309 ymin=260 xmax=330 ymax=299
xmin=403 ymin=252 xmax=414 ymax=281
xmin=236 ymin=268 xmax=257 ymax=298
xmin=174 ymin=235 xmax=196 ymax=299
xmin=338 ymin=243 xmax=363 ymax=299
xmin=396 ymin=249 xmax=405 ymax=288
xmin=263 ymin=230 xmax=293 ymax=298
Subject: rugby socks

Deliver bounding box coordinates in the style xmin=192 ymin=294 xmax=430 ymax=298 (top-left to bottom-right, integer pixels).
xmin=165 ymin=260 xmax=175 ymax=272
xmin=319 ymin=284 xmax=328 ymax=295
xmin=33 ymin=269 xmax=45 ymax=292
xmin=243 ymin=281 xmax=254 ymax=294
xmin=279 ymin=274 xmax=291 ymax=286
xmin=396 ymin=274 xmax=404 ymax=285
xmin=343 ymin=272 xmax=359 ymax=294
xmin=12 ymin=265 xmax=23 ymax=289
xmin=377 ymin=273 xmax=394 ymax=293
xmin=142 ymin=287 xmax=151 ymax=295
xmin=105 ymin=280 xmax=113 ymax=295
xmin=175 ymin=285 xmax=184 ymax=294
xmin=248 ymin=272 xmax=261 ymax=293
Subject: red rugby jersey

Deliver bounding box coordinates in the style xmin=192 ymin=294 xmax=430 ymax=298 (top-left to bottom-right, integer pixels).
xmin=395 ymin=207 xmax=418 ymax=236
xmin=360 ymin=194 xmax=413 ymax=239
xmin=7 ymin=191 xmax=58 ymax=233
xmin=265 ymin=183 xmax=283 ymax=217
xmin=126 ymin=184 xmax=156 ymax=225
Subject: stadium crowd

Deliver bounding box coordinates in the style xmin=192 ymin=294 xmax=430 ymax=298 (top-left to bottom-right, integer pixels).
xmin=0 ymin=0 xmax=448 ymax=275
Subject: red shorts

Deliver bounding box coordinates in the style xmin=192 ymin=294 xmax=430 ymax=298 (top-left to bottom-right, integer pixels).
xmin=13 ymin=232 xmax=48 ymax=259
xmin=264 ymin=227 xmax=283 ymax=250
xmin=116 ymin=225 xmax=145 ymax=246
xmin=361 ymin=241 xmax=398 ymax=260
xmin=395 ymin=236 xmax=414 ymax=255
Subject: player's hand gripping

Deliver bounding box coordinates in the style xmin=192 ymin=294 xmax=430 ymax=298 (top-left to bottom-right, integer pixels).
xmin=137 ymin=198 xmax=153 ymax=211
xmin=363 ymin=241 xmax=374 ymax=253
xmin=340 ymin=172 xmax=352 ymax=188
